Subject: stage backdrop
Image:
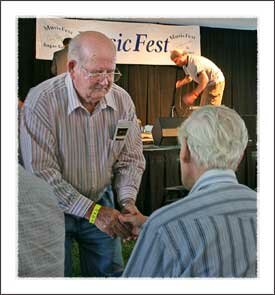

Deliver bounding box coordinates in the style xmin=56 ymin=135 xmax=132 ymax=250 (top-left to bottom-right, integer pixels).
xmin=36 ymin=18 xmax=201 ymax=65
xmin=19 ymin=18 xmax=257 ymax=125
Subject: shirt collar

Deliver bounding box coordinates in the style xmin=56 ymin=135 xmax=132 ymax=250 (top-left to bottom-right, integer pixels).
xmin=189 ymin=169 xmax=238 ymax=195
xmin=65 ymin=74 xmax=84 ymax=115
xmin=99 ymin=89 xmax=118 ymax=111
xmin=65 ymin=74 xmax=118 ymax=114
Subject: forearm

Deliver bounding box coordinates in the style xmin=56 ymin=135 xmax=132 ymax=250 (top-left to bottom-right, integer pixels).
xmin=193 ymin=71 xmax=209 ymax=95
xmin=177 ymin=76 xmax=192 ymax=88
xmin=192 ymin=84 xmax=206 ymax=96
xmin=181 ymin=76 xmax=192 ymax=86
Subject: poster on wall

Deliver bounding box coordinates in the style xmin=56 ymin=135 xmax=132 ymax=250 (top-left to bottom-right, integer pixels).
xmin=36 ymin=18 xmax=201 ymax=65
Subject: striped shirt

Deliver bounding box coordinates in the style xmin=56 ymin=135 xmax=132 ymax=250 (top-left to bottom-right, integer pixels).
xmin=18 ymin=165 xmax=65 ymax=277
xmin=20 ymin=73 xmax=145 ymax=217
xmin=123 ymin=169 xmax=257 ymax=277
xmin=183 ymin=54 xmax=225 ymax=85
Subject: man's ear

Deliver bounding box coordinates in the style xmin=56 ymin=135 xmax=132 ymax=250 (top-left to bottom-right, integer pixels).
xmin=67 ymin=60 xmax=77 ymax=76
xmin=180 ymin=138 xmax=191 ymax=163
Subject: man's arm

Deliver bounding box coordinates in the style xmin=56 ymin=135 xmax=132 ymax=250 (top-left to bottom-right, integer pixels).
xmin=182 ymin=71 xmax=209 ymax=106
xmin=20 ymin=106 xmax=93 ymax=216
xmin=176 ymin=75 xmax=192 ymax=88
xmin=193 ymin=70 xmax=209 ymax=94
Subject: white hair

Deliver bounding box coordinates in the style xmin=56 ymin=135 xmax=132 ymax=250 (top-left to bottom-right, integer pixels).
xmin=178 ymin=105 xmax=249 ymax=171
xmin=67 ymin=34 xmax=87 ymax=64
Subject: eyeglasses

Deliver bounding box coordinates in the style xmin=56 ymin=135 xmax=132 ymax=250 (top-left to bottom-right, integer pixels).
xmin=80 ymin=65 xmax=122 ymax=82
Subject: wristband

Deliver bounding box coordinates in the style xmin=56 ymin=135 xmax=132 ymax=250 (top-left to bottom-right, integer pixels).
xmin=193 ymin=91 xmax=199 ymax=97
xmin=89 ymin=204 xmax=102 ymax=224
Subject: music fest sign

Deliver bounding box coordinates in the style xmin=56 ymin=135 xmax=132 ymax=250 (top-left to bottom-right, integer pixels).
xmin=36 ymin=18 xmax=201 ymax=65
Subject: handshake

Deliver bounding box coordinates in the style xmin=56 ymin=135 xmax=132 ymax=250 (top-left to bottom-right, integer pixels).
xmin=92 ymin=200 xmax=148 ymax=240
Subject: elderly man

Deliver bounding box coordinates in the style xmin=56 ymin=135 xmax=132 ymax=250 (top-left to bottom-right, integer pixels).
xmin=120 ymin=105 xmax=257 ymax=277
xmin=20 ymin=31 xmax=145 ymax=277
xmin=170 ymin=50 xmax=225 ymax=107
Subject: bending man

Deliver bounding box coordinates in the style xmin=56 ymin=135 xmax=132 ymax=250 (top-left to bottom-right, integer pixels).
xmin=170 ymin=50 xmax=225 ymax=107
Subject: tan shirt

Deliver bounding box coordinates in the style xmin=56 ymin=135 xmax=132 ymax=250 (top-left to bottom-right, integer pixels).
xmin=51 ymin=47 xmax=68 ymax=76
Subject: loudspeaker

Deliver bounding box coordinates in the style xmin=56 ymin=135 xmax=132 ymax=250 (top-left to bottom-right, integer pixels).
xmin=152 ymin=117 xmax=188 ymax=146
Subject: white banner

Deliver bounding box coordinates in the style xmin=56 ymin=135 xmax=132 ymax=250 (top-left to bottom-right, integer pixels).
xmin=36 ymin=18 xmax=201 ymax=65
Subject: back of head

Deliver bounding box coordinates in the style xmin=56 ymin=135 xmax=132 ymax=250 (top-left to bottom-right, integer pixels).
xmin=63 ymin=37 xmax=72 ymax=46
xmin=68 ymin=31 xmax=116 ymax=65
xmin=178 ymin=105 xmax=248 ymax=171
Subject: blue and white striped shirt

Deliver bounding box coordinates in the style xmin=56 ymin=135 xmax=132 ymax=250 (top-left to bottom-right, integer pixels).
xmin=123 ymin=169 xmax=257 ymax=277
xmin=20 ymin=73 xmax=145 ymax=217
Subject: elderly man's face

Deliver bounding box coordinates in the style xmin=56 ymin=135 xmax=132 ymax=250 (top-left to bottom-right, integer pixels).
xmin=71 ymin=56 xmax=116 ymax=105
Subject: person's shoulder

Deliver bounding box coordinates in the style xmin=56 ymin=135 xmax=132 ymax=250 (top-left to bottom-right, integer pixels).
xmin=143 ymin=198 xmax=187 ymax=231
xmin=110 ymin=83 xmax=134 ymax=107
xmin=24 ymin=75 xmax=67 ymax=109
xmin=189 ymin=54 xmax=202 ymax=62
xmin=54 ymin=47 xmax=66 ymax=55
xmin=111 ymin=83 xmax=130 ymax=97
xmin=145 ymin=183 xmax=256 ymax=229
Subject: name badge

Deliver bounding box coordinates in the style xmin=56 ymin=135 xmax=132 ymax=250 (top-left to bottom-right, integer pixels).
xmin=113 ymin=120 xmax=132 ymax=141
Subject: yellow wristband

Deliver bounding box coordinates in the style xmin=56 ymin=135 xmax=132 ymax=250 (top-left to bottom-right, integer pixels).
xmin=89 ymin=204 xmax=102 ymax=224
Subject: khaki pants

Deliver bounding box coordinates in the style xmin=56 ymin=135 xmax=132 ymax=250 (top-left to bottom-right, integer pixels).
xmin=200 ymin=81 xmax=225 ymax=106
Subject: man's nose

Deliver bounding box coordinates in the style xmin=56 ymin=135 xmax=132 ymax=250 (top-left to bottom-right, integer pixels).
xmin=98 ymin=73 xmax=110 ymax=85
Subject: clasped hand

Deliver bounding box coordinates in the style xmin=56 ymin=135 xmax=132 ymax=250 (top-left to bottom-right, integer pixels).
xmin=94 ymin=205 xmax=147 ymax=240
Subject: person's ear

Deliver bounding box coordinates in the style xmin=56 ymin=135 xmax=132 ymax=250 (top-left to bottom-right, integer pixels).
xmin=67 ymin=60 xmax=77 ymax=77
xmin=180 ymin=138 xmax=191 ymax=163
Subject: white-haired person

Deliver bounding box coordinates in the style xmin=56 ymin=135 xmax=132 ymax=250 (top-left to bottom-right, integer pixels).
xmin=170 ymin=49 xmax=225 ymax=107
xmin=120 ymin=105 xmax=256 ymax=277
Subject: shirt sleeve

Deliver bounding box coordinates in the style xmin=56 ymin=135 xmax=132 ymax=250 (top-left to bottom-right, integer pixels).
xmin=194 ymin=56 xmax=205 ymax=76
xmin=113 ymin=101 xmax=146 ymax=206
xmin=20 ymin=105 xmax=93 ymax=217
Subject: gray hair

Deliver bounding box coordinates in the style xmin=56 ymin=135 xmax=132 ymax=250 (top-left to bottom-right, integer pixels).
xmin=68 ymin=34 xmax=87 ymax=64
xmin=178 ymin=105 xmax=248 ymax=171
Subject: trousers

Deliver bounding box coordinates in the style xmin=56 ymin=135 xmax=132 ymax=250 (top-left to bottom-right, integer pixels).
xmin=64 ymin=188 xmax=124 ymax=277
xmin=200 ymin=81 xmax=225 ymax=106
